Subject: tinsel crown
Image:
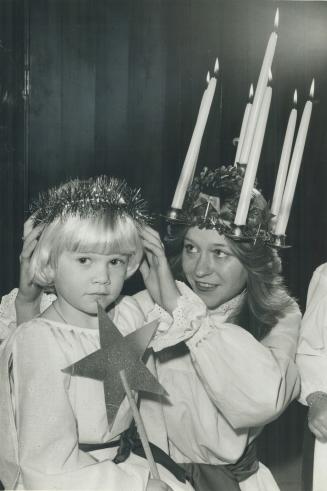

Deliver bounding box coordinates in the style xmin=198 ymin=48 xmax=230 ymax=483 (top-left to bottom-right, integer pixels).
xmin=30 ymin=175 xmax=152 ymax=226
xmin=173 ymin=165 xmax=272 ymax=239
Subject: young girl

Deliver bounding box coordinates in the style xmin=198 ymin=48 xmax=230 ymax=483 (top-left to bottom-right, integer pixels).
xmin=133 ymin=166 xmax=302 ymax=491
xmin=296 ymin=263 xmax=327 ymax=491
xmin=0 ymin=176 xmax=194 ymax=491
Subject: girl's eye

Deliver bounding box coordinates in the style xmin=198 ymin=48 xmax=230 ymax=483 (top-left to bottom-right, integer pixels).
xmin=184 ymin=243 xmax=198 ymax=254
xmin=78 ymin=257 xmax=90 ymax=264
xmin=110 ymin=257 xmax=126 ymax=266
xmin=213 ymin=249 xmax=227 ymax=258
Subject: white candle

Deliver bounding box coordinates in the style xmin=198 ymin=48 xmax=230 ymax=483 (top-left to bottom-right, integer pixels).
xmin=271 ymin=90 xmax=297 ymax=218
xmin=234 ymin=84 xmax=253 ymax=165
xmin=234 ymin=85 xmax=272 ymax=226
xmin=275 ymin=80 xmax=314 ymax=235
xmin=172 ymin=65 xmax=218 ymax=209
xmin=239 ymin=10 xmax=278 ymax=165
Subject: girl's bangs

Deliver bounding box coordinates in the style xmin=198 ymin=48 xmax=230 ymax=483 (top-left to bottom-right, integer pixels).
xmin=60 ymin=215 xmax=139 ymax=256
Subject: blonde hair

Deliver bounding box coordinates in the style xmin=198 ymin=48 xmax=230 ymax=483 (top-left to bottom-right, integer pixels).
xmin=30 ymin=213 xmax=143 ymax=288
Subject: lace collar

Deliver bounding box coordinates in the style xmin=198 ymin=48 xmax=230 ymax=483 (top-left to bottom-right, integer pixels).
xmin=208 ymin=290 xmax=246 ymax=317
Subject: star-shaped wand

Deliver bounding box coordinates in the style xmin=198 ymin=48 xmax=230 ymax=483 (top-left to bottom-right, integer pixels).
xmin=63 ymin=303 xmax=166 ymax=478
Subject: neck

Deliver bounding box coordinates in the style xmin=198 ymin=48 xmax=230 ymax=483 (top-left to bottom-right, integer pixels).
xmin=51 ymin=297 xmax=114 ymax=330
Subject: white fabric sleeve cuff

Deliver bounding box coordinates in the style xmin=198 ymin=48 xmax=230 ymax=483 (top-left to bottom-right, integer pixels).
xmin=149 ymin=281 xmax=208 ymax=352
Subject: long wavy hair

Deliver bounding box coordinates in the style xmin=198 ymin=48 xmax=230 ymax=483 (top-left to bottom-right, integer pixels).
xmin=165 ymin=206 xmax=294 ymax=341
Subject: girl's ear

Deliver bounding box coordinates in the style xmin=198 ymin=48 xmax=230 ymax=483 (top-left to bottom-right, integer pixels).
xmin=125 ymin=250 xmax=143 ymax=279
xmin=42 ymin=264 xmax=56 ymax=286
xmin=125 ymin=261 xmax=139 ymax=280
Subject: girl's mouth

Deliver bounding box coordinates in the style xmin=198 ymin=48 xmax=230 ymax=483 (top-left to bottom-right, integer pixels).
xmin=194 ymin=281 xmax=218 ymax=292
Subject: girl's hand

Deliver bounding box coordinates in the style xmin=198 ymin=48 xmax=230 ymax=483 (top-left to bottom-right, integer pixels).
xmin=146 ymin=478 xmax=173 ymax=491
xmin=15 ymin=217 xmax=44 ymax=324
xmin=308 ymin=396 xmax=327 ymax=441
xmin=139 ymin=255 xmax=162 ymax=306
xmin=139 ymin=226 xmax=180 ymax=314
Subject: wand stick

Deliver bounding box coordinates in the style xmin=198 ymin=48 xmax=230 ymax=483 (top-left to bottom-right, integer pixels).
xmin=119 ymin=369 xmax=160 ymax=479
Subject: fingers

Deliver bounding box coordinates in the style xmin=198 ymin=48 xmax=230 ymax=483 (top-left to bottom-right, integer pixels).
xmin=139 ymin=259 xmax=150 ymax=278
xmin=308 ymin=406 xmax=327 ymax=442
xmin=140 ymin=232 xmax=165 ymax=260
xmin=20 ymin=223 xmax=44 ymax=261
xmin=140 ymin=225 xmax=165 ymax=248
xmin=23 ymin=215 xmax=36 ymax=239
xmin=308 ymin=420 xmax=327 ymax=442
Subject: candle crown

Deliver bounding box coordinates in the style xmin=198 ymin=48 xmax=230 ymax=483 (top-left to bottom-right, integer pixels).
xmin=310 ymin=79 xmax=315 ymax=98
xmin=166 ymin=165 xmax=273 ymax=242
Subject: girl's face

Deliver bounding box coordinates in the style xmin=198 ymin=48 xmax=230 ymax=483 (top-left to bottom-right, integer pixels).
xmin=52 ymin=250 xmax=129 ymax=321
xmin=182 ymin=227 xmax=247 ymax=310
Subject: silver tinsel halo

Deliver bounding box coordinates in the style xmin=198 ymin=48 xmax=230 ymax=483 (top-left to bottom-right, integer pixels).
xmin=30 ymin=176 xmax=152 ymax=226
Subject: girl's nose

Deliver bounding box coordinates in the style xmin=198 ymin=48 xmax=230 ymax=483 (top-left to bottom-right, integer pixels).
xmin=194 ymin=253 xmax=212 ymax=277
xmin=92 ymin=266 xmax=111 ymax=284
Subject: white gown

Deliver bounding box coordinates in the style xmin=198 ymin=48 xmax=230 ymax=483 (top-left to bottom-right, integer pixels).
xmin=296 ymin=263 xmax=327 ymax=491
xmin=0 ymin=293 xmax=194 ymax=491
xmin=135 ymin=281 xmax=301 ymax=491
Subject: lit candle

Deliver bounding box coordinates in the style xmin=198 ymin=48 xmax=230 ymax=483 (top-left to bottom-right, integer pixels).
xmin=234 ymin=84 xmax=254 ymax=165
xmin=172 ymin=60 xmax=218 ymax=209
xmin=275 ymin=80 xmax=314 ymax=236
xmin=234 ymin=84 xmax=272 ymax=226
xmin=271 ymin=90 xmax=298 ymax=218
xmin=239 ymin=9 xmax=278 ymax=165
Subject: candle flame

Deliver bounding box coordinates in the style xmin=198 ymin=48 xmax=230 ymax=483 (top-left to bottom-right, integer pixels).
xmin=206 ymin=71 xmax=210 ymax=85
xmin=274 ymin=8 xmax=279 ymax=30
xmin=293 ymin=89 xmax=298 ymax=106
xmin=268 ymin=68 xmax=273 ymax=83
xmin=249 ymin=83 xmax=254 ymax=100
xmin=310 ymin=78 xmax=315 ymax=98
xmin=214 ymin=58 xmax=219 ymax=76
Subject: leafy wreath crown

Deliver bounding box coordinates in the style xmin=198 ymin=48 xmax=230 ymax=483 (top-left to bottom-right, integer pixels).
xmin=177 ymin=165 xmax=272 ymax=239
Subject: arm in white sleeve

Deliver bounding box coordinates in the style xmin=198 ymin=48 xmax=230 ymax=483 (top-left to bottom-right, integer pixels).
xmin=148 ymin=281 xmax=301 ymax=430
xmin=296 ymin=264 xmax=327 ymax=404
xmin=12 ymin=324 xmax=149 ymax=490
xmin=0 ymin=288 xmax=56 ymax=341
xmin=185 ymin=305 xmax=300 ymax=429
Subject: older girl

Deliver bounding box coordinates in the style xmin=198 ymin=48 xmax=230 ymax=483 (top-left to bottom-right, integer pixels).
xmin=134 ymin=166 xmax=301 ymax=491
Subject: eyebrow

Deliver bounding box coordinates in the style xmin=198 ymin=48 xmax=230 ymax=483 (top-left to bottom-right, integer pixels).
xmin=184 ymin=238 xmax=229 ymax=249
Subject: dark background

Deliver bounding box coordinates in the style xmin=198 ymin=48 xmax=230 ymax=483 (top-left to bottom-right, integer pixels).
xmin=1 ymin=0 xmax=326 ymax=488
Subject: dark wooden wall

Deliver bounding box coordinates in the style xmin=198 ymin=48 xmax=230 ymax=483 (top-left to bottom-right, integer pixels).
xmin=1 ymin=1 xmax=327 ymax=487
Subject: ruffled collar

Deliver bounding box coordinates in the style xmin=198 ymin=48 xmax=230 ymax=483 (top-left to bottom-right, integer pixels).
xmin=208 ymin=290 xmax=246 ymax=317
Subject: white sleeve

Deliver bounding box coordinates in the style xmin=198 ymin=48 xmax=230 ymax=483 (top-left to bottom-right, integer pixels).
xmin=146 ymin=282 xmax=301 ymax=429
xmin=296 ymin=264 xmax=327 ymax=404
xmin=0 ymin=289 xmax=19 ymax=341
xmin=184 ymin=307 xmax=300 ymax=429
xmin=0 ymin=288 xmax=56 ymax=341
xmin=12 ymin=325 xmax=149 ymax=490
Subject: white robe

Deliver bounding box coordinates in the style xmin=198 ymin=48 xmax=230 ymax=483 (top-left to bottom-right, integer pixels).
xmin=0 ymin=294 xmax=194 ymax=491
xmin=136 ymin=282 xmax=301 ymax=491
xmin=296 ymin=263 xmax=327 ymax=491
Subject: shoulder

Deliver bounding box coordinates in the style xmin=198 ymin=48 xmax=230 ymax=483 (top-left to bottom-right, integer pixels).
xmin=115 ymin=295 xmax=146 ymax=334
xmin=10 ymin=318 xmax=68 ymax=363
xmin=313 ymin=263 xmax=327 ymax=280
xmin=132 ymin=289 xmax=155 ymax=316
